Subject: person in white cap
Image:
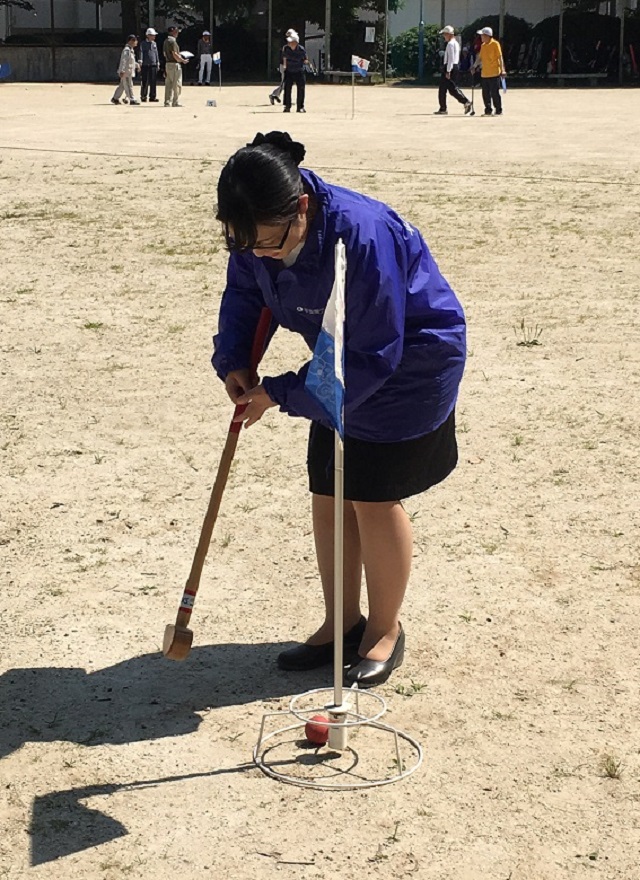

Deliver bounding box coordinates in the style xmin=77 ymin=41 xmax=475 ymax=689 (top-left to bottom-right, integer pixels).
xmin=197 ymin=31 xmax=213 ymax=85
xmin=140 ymin=27 xmax=160 ymax=102
xmin=470 ymin=26 xmax=506 ymax=116
xmin=269 ymin=28 xmax=295 ymax=105
xmin=434 ymin=26 xmax=472 ymax=116
xmin=282 ymin=29 xmax=308 ymax=113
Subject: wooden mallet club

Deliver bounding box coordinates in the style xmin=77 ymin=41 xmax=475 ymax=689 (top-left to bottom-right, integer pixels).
xmin=163 ymin=307 xmax=272 ymax=661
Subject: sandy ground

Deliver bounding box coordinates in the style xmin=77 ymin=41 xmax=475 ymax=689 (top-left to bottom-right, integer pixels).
xmin=0 ymin=80 xmax=639 ymax=879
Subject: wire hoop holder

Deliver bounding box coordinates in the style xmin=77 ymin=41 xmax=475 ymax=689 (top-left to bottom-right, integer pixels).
xmin=253 ymin=685 xmax=423 ymax=791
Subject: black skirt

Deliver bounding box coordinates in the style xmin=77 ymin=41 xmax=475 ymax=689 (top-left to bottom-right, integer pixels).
xmin=307 ymin=409 xmax=458 ymax=502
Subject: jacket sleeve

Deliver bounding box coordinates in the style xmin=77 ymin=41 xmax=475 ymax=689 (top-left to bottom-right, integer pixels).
xmin=262 ymin=219 xmax=406 ymax=424
xmin=211 ymin=255 xmax=270 ymax=381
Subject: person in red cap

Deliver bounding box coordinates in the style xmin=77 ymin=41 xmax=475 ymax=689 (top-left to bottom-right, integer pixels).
xmin=471 ymin=26 xmax=506 ymax=116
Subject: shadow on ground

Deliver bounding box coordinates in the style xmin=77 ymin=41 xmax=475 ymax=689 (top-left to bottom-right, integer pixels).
xmin=1 ymin=643 xmax=331 ymax=863
xmin=0 ymin=642 xmax=324 ymax=759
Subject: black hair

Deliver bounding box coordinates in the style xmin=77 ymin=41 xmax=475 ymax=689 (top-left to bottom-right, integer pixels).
xmin=216 ymin=131 xmax=306 ymax=253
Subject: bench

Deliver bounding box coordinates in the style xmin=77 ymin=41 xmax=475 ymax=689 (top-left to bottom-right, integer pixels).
xmin=547 ymin=72 xmax=608 ymax=86
xmin=322 ymin=69 xmax=383 ymax=85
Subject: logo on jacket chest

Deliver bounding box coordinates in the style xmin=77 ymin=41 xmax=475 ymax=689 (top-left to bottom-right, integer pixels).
xmin=296 ymin=306 xmax=324 ymax=315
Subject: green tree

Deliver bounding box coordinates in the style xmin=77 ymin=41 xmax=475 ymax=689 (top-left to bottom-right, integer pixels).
xmin=388 ymin=24 xmax=440 ymax=77
xmin=0 ymin=0 xmax=35 ymax=9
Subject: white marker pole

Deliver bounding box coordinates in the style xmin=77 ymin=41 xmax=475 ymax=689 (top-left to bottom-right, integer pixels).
xmin=328 ymin=240 xmax=348 ymax=752
xmin=351 ymin=69 xmax=355 ymax=119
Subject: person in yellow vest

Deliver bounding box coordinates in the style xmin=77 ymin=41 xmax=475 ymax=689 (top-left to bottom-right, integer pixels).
xmin=470 ymin=26 xmax=506 ymax=116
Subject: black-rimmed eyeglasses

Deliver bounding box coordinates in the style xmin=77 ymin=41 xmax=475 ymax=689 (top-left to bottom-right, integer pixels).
xmin=225 ymin=219 xmax=293 ymax=254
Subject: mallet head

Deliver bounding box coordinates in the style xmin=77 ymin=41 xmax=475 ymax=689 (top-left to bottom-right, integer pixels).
xmin=163 ymin=624 xmax=194 ymax=661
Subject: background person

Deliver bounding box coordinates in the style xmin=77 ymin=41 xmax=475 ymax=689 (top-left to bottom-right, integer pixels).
xmin=269 ymin=28 xmax=295 ymax=105
xmin=434 ymin=25 xmax=472 ymax=116
xmin=140 ymin=27 xmax=160 ymax=102
xmin=471 ymin=26 xmax=506 ymax=116
xmin=163 ymin=25 xmax=188 ymax=107
xmin=111 ymin=34 xmax=140 ymax=106
xmin=197 ymin=31 xmax=213 ymax=85
xmin=282 ymin=31 xmax=308 ymax=113
xmin=212 ymin=132 xmax=466 ymax=688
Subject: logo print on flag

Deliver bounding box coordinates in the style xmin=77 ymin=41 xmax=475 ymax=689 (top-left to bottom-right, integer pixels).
xmin=305 ymin=241 xmax=346 ymax=439
xmin=213 ymin=52 xmax=221 ymax=65
xmin=351 ymin=55 xmax=370 ymax=77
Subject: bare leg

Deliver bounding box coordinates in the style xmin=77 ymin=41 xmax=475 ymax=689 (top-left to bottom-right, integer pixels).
xmin=352 ymin=500 xmax=412 ymax=661
xmin=305 ymin=493 xmax=363 ymax=644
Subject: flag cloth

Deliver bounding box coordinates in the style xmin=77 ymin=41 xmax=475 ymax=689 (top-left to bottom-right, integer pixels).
xmin=0 ymin=63 xmax=11 ymax=80
xmin=305 ymin=240 xmax=346 ymax=439
xmin=213 ymin=52 xmax=221 ymax=65
xmin=351 ymin=55 xmax=369 ymax=77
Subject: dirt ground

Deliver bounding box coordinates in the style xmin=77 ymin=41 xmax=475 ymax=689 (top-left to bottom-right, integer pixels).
xmin=1 ymin=80 xmax=639 ymax=880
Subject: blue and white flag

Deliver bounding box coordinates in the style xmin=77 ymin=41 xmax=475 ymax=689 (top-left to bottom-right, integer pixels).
xmin=351 ymin=55 xmax=369 ymax=77
xmin=305 ymin=240 xmax=346 ymax=439
xmin=213 ymin=51 xmax=221 ymax=65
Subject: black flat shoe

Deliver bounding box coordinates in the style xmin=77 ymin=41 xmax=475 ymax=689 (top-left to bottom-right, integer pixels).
xmin=344 ymin=624 xmax=405 ymax=688
xmin=277 ymin=616 xmax=366 ymax=671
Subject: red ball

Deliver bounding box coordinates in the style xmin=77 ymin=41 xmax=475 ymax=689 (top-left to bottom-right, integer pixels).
xmin=305 ymin=714 xmax=330 ymax=745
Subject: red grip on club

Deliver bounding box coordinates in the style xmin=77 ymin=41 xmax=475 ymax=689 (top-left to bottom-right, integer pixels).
xmin=229 ymin=307 xmax=272 ymax=434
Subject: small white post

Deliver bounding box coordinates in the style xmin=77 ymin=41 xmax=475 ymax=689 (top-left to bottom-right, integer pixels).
xmin=351 ymin=70 xmax=355 ymax=118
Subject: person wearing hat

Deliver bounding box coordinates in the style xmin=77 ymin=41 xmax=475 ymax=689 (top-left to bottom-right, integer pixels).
xmin=197 ymin=31 xmax=213 ymax=85
xmin=434 ymin=26 xmax=472 ymax=116
xmin=470 ymin=26 xmax=506 ymax=116
xmin=282 ymin=30 xmax=308 ymax=113
xmin=140 ymin=27 xmax=160 ymax=102
xmin=269 ymin=28 xmax=295 ymax=106
xmin=163 ymin=25 xmax=188 ymax=107
xmin=111 ymin=34 xmax=140 ymax=106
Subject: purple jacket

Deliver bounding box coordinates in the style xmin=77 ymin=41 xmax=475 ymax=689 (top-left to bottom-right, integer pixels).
xmin=212 ymin=170 xmax=466 ymax=442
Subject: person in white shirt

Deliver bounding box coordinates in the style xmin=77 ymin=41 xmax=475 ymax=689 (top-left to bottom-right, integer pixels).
xmin=434 ymin=26 xmax=472 ymax=116
xmin=197 ymin=31 xmax=213 ymax=85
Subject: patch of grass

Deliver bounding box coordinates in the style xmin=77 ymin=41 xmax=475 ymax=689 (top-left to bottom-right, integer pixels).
xmin=600 ymin=753 xmax=623 ymax=779
xmin=514 ymin=318 xmax=543 ymax=347
xmin=394 ymin=680 xmax=427 ymax=697
xmin=83 ymin=321 xmax=104 ymax=330
xmin=168 ymin=324 xmax=186 ymax=334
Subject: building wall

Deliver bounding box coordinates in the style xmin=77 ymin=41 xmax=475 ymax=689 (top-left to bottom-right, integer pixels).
xmin=2 ymin=0 xmax=121 ymax=39
xmin=0 ymin=44 xmax=122 ymax=81
xmin=389 ymin=1 xmax=562 ymax=37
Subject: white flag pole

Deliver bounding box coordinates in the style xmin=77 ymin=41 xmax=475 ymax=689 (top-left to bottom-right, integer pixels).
xmin=351 ymin=69 xmax=355 ymax=119
xmin=328 ymin=240 xmax=348 ymax=751
xmin=333 ymin=430 xmax=344 ymax=709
